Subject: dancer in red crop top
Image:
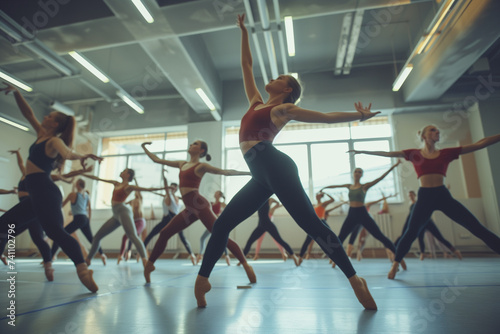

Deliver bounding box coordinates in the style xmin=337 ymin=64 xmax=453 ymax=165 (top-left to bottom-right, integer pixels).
xmin=141 ymin=140 xmax=255 ymax=284
xmin=351 ymin=124 xmax=500 ymax=279
xmin=195 ymin=14 xmax=381 ymax=309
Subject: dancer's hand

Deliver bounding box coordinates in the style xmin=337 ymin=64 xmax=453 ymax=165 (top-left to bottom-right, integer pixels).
xmin=347 ymin=149 xmax=361 ymax=155
xmin=141 ymin=142 xmax=152 ymax=147
xmin=237 ymin=14 xmax=247 ymax=31
xmin=80 ymin=154 xmax=103 ymax=168
xmin=354 ymin=102 xmax=380 ymax=122
xmin=0 ymin=82 xmax=19 ymax=95
xmin=8 ymin=148 xmax=20 ymax=154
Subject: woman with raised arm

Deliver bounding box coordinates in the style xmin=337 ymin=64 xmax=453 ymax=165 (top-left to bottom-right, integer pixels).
xmin=394 ymin=190 xmax=462 ymax=261
xmin=82 ymin=169 xmax=162 ymax=267
xmin=298 ymin=192 xmax=336 ymax=262
xmin=351 ymin=125 xmax=500 ymax=279
xmin=241 ymin=198 xmax=299 ymax=264
xmin=196 ymin=190 xmax=230 ymax=266
xmin=0 ymin=82 xmax=102 ymax=292
xmin=51 ymin=178 xmax=107 ymax=265
xmin=141 ymin=140 xmax=255 ymax=283
xmin=320 ymin=161 xmax=402 ymax=268
xmin=194 ymin=14 xmax=380 ymax=309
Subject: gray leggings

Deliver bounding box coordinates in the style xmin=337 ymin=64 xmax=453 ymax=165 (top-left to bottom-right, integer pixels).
xmin=88 ymin=203 xmax=147 ymax=259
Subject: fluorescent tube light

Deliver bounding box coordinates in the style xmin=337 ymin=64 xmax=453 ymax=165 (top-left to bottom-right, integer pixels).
xmin=0 ymin=70 xmax=33 ymax=92
xmin=284 ymin=16 xmax=295 ymax=57
xmin=116 ymin=90 xmax=144 ymax=114
xmin=68 ymin=51 xmax=110 ymax=83
xmin=195 ymin=88 xmax=216 ymax=111
xmin=392 ymin=65 xmax=413 ymax=92
xmin=0 ymin=116 xmax=29 ymax=131
xmin=131 ymin=0 xmax=154 ymax=24
xmin=417 ymin=0 xmax=455 ymax=54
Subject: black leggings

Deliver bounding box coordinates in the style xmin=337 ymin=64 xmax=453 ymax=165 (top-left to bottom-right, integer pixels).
xmin=0 ymin=197 xmax=52 ymax=262
xmin=299 ymin=219 xmax=331 ymax=257
xmin=51 ymin=214 xmax=104 ymax=257
xmin=25 ymin=173 xmax=85 ymax=265
xmin=348 ymin=224 xmax=363 ymax=245
xmin=395 ymin=186 xmax=500 ymax=262
xmin=143 ymin=212 xmax=193 ymax=254
xmin=395 ymin=211 xmax=456 ymax=253
xmin=243 ymin=209 xmax=294 ymax=256
xmin=199 ymin=141 xmax=356 ymax=278
xmin=337 ymin=207 xmax=396 ymax=252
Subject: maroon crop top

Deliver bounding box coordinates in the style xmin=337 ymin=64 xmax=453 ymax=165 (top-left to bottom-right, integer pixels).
xmin=402 ymin=147 xmax=462 ymax=178
xmin=179 ymin=163 xmax=202 ymax=188
xmin=239 ymin=102 xmax=280 ymax=143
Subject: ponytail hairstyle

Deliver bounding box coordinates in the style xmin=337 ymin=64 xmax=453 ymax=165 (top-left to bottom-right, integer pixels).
xmin=284 ymin=75 xmax=302 ymax=104
xmin=53 ymin=112 xmax=75 ymax=171
xmin=199 ymin=140 xmax=212 ymax=161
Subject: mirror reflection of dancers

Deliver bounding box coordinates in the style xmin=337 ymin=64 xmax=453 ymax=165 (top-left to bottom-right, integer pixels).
xmin=0 ymin=82 xmax=102 ymax=292
xmin=194 ymin=14 xmax=380 ymax=309
xmin=395 ymin=190 xmax=462 ymax=261
xmin=241 ymin=198 xmax=299 ymax=265
xmin=321 ymin=161 xmax=402 ymax=268
xmin=141 ymin=141 xmax=255 ymax=284
xmin=142 ymin=172 xmax=197 ymax=265
xmin=51 ymin=177 xmax=108 ymax=266
xmin=82 ymin=169 xmax=163 ymax=267
xmin=351 ymin=125 xmax=500 ymax=279
xmin=297 ymin=192 xmax=335 ymax=263
xmin=196 ymin=191 xmax=230 ymax=266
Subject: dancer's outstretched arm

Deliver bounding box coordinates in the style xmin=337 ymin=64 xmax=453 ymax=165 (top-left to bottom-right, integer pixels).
xmin=461 ymin=133 xmax=500 ymax=154
xmin=198 ymin=163 xmax=250 ymax=176
xmin=363 ymin=160 xmax=401 ymax=191
xmin=349 ymin=149 xmax=405 ymax=158
xmin=141 ymin=142 xmax=184 ymax=168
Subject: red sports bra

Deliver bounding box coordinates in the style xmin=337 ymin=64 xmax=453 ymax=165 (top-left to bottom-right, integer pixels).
xmin=239 ymin=102 xmax=280 ymax=143
xmin=403 ymin=147 xmax=462 ymax=178
xmin=112 ymin=186 xmax=129 ymax=202
xmin=179 ymin=163 xmax=202 ymax=188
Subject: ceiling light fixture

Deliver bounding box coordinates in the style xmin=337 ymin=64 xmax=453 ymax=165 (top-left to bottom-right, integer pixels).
xmin=68 ymin=51 xmax=110 ymax=83
xmin=116 ymin=90 xmax=144 ymax=114
xmin=392 ymin=64 xmax=413 ymax=92
xmin=195 ymin=88 xmax=216 ymax=111
xmin=0 ymin=116 xmax=29 ymax=131
xmin=131 ymin=0 xmax=155 ymax=24
xmin=0 ymin=69 xmax=33 ymax=92
xmin=417 ymin=0 xmax=456 ymax=54
xmin=284 ymin=16 xmax=295 ymax=57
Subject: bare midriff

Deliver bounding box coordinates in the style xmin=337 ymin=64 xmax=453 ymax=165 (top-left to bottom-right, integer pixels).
xmin=419 ymin=174 xmax=445 ymax=188
xmin=240 ymin=140 xmax=262 ymax=155
xmin=350 ymin=201 xmax=365 ymax=208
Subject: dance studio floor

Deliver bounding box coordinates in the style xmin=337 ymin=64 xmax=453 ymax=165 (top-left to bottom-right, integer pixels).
xmin=1 ymin=257 xmax=499 ymax=334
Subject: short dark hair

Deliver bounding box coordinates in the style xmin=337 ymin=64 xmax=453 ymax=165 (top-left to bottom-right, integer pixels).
xmin=127 ymin=169 xmax=135 ymax=182
xmin=284 ymin=75 xmax=302 ymax=104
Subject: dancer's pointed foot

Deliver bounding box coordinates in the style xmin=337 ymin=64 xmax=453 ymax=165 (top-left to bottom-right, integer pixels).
xmin=420 ymin=253 xmax=425 ymax=261
xmin=85 ymin=257 xmax=91 ymax=266
xmin=0 ymin=255 xmax=7 ymax=265
xmin=298 ymin=257 xmax=303 ymax=266
xmin=44 ymin=262 xmax=54 ymax=282
xmin=225 ymin=255 xmax=231 ymax=266
xmin=189 ymin=253 xmax=197 ymax=266
xmin=194 ymin=275 xmax=211 ymax=308
xmin=400 ymin=259 xmax=407 ymax=271
xmin=144 ymin=260 xmax=155 ymax=283
xmin=252 ymin=255 xmax=259 ymax=261
xmin=385 ymin=249 xmax=395 ymax=262
xmin=357 ymin=250 xmax=363 ymax=261
xmin=346 ymin=244 xmax=354 ymax=258
xmin=349 ymin=275 xmax=377 ymax=310
xmin=331 ymin=261 xmax=336 ymax=268
xmin=242 ymin=263 xmax=257 ymax=283
xmin=124 ymin=250 xmax=131 ymax=261
xmin=196 ymin=254 xmax=203 ymax=265
xmin=101 ymin=254 xmax=107 ymax=266
xmin=454 ymin=249 xmax=463 ymax=260
xmin=76 ymin=263 xmax=98 ymax=293
xmin=388 ymin=261 xmax=399 ymax=279
xmin=291 ymin=254 xmax=300 ymax=266
xmin=117 ymin=256 xmax=123 ymax=265
xmin=281 ymin=253 xmax=288 ymax=262
xmin=305 ymin=253 xmax=311 ymax=260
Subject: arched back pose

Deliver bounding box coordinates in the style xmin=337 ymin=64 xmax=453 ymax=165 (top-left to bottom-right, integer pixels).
xmin=51 ymin=178 xmax=107 ymax=265
xmin=394 ymin=190 xmax=462 ymax=261
xmin=82 ymin=169 xmax=162 ymax=266
xmin=241 ymin=198 xmax=299 ymax=265
xmin=321 ymin=161 xmax=402 ymax=268
xmin=351 ymin=125 xmax=500 ymax=279
xmin=196 ymin=190 xmax=230 ymax=266
xmin=194 ymin=14 xmax=380 ymax=309
xmin=141 ymin=140 xmax=254 ymax=284
xmin=298 ymin=192 xmax=335 ymax=261
xmin=0 ymin=83 xmax=102 ymax=292
xmin=143 ymin=172 xmax=197 ymax=265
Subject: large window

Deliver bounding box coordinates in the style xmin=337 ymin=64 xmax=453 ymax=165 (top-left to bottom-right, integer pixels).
xmin=94 ymin=132 xmax=188 ymax=209
xmin=224 ymin=117 xmax=400 ymax=212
